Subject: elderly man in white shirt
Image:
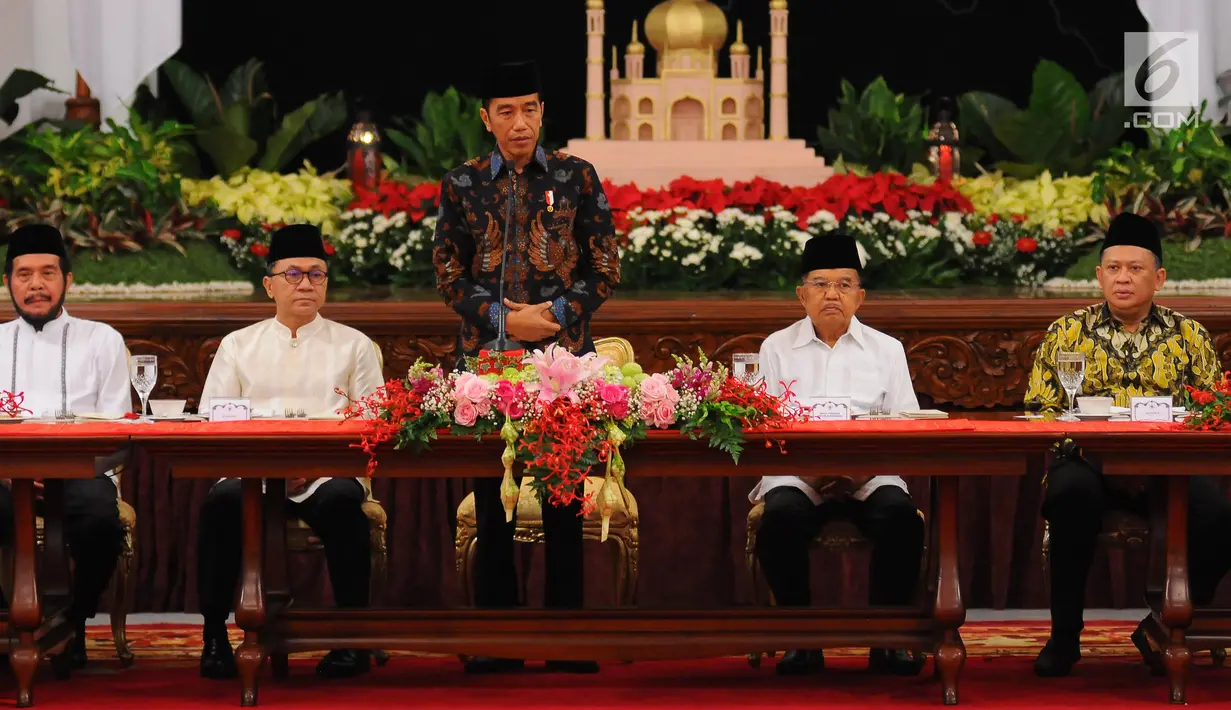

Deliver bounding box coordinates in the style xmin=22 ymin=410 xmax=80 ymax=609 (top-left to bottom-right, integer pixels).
xmin=750 ymin=233 xmax=925 ymax=677
xmin=195 ymin=224 xmax=384 ymax=681
xmin=0 ymin=224 xmax=130 ymax=669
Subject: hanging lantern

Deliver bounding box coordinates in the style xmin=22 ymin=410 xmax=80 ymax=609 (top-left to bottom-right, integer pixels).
xmin=927 ymin=99 xmax=960 ymax=185
xmin=346 ymin=110 xmax=382 ymax=190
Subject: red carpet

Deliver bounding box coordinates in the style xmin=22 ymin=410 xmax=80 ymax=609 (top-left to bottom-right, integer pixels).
xmin=6 ymin=621 xmax=1229 ymax=708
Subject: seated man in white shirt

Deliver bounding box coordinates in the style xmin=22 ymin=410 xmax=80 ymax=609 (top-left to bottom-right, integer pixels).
xmin=0 ymin=224 xmax=130 ymax=669
xmin=196 ymin=224 xmax=384 ymax=680
xmin=751 ymin=233 xmax=926 ymax=676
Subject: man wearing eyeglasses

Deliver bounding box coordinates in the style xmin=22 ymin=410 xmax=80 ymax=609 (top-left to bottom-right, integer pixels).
xmin=750 ymin=232 xmax=925 ymax=677
xmin=195 ymin=224 xmax=384 ymax=680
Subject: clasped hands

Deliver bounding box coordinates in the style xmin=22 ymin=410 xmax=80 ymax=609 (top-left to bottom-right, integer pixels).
xmin=501 ymin=297 xmax=560 ymax=344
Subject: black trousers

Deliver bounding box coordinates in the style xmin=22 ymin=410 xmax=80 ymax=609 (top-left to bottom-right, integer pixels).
xmin=472 ymin=477 xmax=584 ymax=608
xmin=1042 ymin=456 xmax=1231 ymax=638
xmin=755 ymin=485 xmax=924 ymax=607
xmin=0 ymin=477 xmax=124 ymax=623
xmin=197 ymin=478 xmax=371 ymax=630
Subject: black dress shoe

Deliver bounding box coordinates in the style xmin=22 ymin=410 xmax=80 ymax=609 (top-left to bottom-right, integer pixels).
xmin=200 ymin=637 xmax=238 ymax=679
xmin=775 ymin=649 xmax=825 ymax=676
xmin=464 ymin=657 xmax=526 ymax=674
xmin=545 ymin=660 xmax=599 ymax=673
xmin=316 ymin=649 xmax=371 ymax=679
xmin=68 ymin=623 xmax=88 ymax=669
xmin=1131 ymin=619 xmax=1166 ymax=676
xmin=1033 ymin=637 xmax=1081 ymax=677
xmin=868 ymin=648 xmax=925 ymax=676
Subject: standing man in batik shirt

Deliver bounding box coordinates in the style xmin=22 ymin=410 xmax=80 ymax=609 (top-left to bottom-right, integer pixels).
xmin=0 ymin=224 xmax=129 ymax=669
xmin=1026 ymin=212 xmax=1230 ymax=677
xmin=432 ymin=59 xmax=620 ymax=675
xmin=196 ymin=224 xmax=384 ymax=680
xmin=752 ymin=233 xmax=926 ymax=676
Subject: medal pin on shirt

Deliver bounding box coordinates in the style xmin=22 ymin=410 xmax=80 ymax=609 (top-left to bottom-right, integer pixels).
xmin=545 ymin=190 xmax=554 ymax=213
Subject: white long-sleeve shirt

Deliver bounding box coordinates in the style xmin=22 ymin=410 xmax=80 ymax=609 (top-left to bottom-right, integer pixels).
xmin=748 ymin=316 xmax=920 ymax=505
xmin=0 ymin=309 xmax=130 ymax=417
xmin=200 ymin=314 xmax=385 ymax=502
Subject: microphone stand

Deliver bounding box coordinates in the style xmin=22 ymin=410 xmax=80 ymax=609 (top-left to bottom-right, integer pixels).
xmin=487 ymin=158 xmax=519 ymax=353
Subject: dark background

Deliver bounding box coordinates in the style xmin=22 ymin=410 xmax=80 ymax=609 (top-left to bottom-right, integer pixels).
xmin=169 ymin=0 xmax=1148 ymax=172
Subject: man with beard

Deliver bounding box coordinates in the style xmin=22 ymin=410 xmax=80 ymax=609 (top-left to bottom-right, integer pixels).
xmin=0 ymin=223 xmax=130 ymax=668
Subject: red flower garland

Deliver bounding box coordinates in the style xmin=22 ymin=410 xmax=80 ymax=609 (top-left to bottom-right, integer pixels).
xmin=0 ymin=391 xmax=31 ymax=419
xmin=1184 ymin=372 xmax=1231 ymax=431
xmin=517 ymin=398 xmax=611 ymax=514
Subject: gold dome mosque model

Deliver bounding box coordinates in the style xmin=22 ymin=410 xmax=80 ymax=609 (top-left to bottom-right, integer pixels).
xmin=564 ymin=0 xmax=832 ymax=188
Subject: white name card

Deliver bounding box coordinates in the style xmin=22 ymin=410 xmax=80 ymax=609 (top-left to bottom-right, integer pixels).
xmin=809 ymin=397 xmax=852 ymax=421
xmin=208 ymin=398 xmax=252 ymax=422
xmin=1130 ymin=396 xmax=1173 ymax=422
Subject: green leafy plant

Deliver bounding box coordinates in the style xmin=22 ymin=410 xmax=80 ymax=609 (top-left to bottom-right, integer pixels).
xmin=161 ymin=58 xmax=347 ymax=177
xmin=386 ymin=88 xmax=489 ymax=179
xmin=1091 ymin=103 xmax=1231 ymax=246
xmin=0 ymin=69 xmax=63 ymax=126
xmin=815 ymin=77 xmax=928 ymax=173
xmin=959 ymin=60 xmax=1131 ymax=179
xmin=1 ymin=109 xmax=216 ymax=253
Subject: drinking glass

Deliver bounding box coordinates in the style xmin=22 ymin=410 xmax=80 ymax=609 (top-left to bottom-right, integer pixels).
xmin=1055 ymin=351 xmax=1086 ymax=421
xmin=731 ymin=353 xmax=761 ymax=384
xmin=130 ymin=355 xmax=158 ymax=418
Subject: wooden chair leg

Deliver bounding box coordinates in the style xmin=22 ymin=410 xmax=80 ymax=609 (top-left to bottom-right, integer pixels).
xmin=455 ymin=527 xmax=476 ymax=607
xmin=110 ymin=540 xmax=135 ymax=667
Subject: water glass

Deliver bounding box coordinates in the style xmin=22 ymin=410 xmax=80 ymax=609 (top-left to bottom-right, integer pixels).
xmin=731 ymin=353 xmax=761 ymax=384
xmin=1055 ymin=351 xmax=1086 ymax=421
xmin=130 ymin=355 xmax=158 ymax=418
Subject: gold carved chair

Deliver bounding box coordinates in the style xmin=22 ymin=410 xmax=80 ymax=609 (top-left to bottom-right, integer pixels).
xmin=454 ymin=337 xmax=640 ymax=607
xmin=0 ymin=461 xmax=137 ymax=667
xmin=744 ymin=499 xmax=928 ymax=667
xmin=284 ymin=341 xmax=389 ymax=649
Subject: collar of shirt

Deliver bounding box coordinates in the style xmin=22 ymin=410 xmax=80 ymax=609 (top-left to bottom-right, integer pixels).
xmin=489 ymin=145 xmax=550 ymax=179
xmin=790 ymin=315 xmax=867 ymax=351
xmin=1093 ymin=301 xmax=1173 ymax=332
xmin=269 ymin=314 xmax=325 ymax=343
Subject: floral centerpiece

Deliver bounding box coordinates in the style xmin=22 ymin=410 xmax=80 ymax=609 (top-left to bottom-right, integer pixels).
xmin=1183 ymin=372 xmax=1231 ymax=431
xmin=344 ymin=347 xmax=801 ymax=539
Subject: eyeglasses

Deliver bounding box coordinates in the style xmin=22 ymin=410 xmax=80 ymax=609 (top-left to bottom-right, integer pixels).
xmin=802 ymin=279 xmax=860 ymax=294
xmin=270 ymin=268 xmax=328 ymax=285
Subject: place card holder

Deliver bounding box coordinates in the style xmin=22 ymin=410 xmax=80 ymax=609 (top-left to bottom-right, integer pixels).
xmin=208 ymin=398 xmax=252 ymax=422
xmin=1130 ymin=396 xmax=1173 ymax=422
xmin=809 ymin=397 xmax=852 ymax=421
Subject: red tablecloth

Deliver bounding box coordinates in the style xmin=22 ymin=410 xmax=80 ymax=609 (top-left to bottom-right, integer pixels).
xmin=0 ymin=419 xmax=367 ymax=438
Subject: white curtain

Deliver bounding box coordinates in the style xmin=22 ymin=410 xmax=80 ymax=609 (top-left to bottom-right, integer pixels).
xmin=1137 ymin=0 xmax=1231 ymax=121
xmin=0 ymin=0 xmax=181 ymax=139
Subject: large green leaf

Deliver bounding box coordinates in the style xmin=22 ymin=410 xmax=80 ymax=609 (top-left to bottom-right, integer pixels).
xmin=0 ymin=69 xmax=62 ymax=125
xmin=220 ymin=59 xmax=264 ymax=107
xmin=992 ymin=108 xmax=1065 ymax=171
xmin=197 ymin=124 xmax=258 ymax=176
xmin=162 ymin=59 xmax=220 ymax=127
xmin=1027 ymin=59 xmax=1090 ymax=142
xmin=257 ymin=91 xmax=346 ymax=173
xmin=220 ymin=101 xmax=250 ymax=138
xmin=958 ymin=91 xmax=1017 ymax=162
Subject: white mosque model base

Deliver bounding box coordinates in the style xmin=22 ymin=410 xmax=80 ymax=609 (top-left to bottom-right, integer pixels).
xmin=564 ymin=0 xmax=832 ymax=189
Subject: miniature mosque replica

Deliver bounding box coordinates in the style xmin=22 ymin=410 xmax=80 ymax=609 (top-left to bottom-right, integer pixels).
xmin=563 ymin=0 xmax=833 ymax=188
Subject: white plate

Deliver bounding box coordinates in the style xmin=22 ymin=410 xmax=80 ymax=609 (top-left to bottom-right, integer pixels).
xmin=307 ymin=414 xmax=345 ymax=421
xmin=147 ymin=414 xmax=202 ymax=422
xmin=0 ymin=416 xmax=29 ymax=423
xmin=75 ymin=412 xmax=125 ymax=421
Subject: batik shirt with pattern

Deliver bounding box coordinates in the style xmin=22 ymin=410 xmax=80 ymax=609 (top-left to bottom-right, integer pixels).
xmin=1024 ymin=302 xmax=1220 ymax=411
xmin=432 ymin=146 xmax=620 ymax=359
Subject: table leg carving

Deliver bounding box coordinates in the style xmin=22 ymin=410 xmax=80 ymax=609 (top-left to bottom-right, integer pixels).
xmin=1161 ymin=475 xmax=1192 ymax=705
xmin=9 ymin=480 xmax=41 ymax=707
xmin=235 ymin=477 xmax=267 ymax=706
xmin=933 ymin=476 xmax=965 ymax=706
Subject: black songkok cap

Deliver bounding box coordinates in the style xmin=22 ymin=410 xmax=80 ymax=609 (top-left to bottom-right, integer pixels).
xmin=4 ymin=223 xmax=70 ymax=272
xmin=800 ymin=232 xmax=863 ymax=277
xmin=1102 ymin=212 xmax=1163 ymax=263
xmin=484 ymin=60 xmax=542 ymax=103
xmin=266 ymin=224 xmax=328 ymax=266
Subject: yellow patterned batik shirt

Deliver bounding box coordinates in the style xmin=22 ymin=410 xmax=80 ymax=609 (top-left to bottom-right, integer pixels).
xmin=1024 ymin=302 xmax=1221 ymax=411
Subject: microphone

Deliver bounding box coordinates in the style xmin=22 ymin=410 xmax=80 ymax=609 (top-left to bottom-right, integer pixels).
xmin=487 ymin=156 xmax=519 ymax=352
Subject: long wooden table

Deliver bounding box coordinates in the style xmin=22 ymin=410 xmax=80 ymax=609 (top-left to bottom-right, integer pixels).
xmin=1 ymin=418 xmax=1221 ymax=706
